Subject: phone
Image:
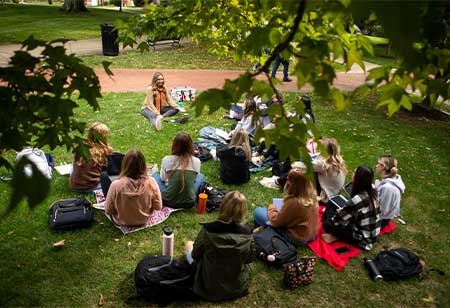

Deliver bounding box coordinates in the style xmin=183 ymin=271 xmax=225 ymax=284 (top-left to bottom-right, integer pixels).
xmin=335 ymin=246 xmax=350 ymax=254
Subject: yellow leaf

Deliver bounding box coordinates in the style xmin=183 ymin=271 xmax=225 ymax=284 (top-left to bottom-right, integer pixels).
xmin=98 ymin=293 xmax=105 ymax=306
xmin=421 ymin=296 xmax=434 ymax=303
xmin=53 ymin=239 xmax=65 ymax=248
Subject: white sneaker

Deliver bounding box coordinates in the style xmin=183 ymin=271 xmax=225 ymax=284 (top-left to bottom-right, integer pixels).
xmin=251 ymin=156 xmax=262 ymax=167
xmin=154 ymin=115 xmax=163 ymax=131
xmin=259 ymin=178 xmax=279 ymax=189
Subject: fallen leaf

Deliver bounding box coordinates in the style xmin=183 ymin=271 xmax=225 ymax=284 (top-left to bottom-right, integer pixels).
xmin=114 ymin=238 xmax=120 ymax=242
xmin=421 ymin=296 xmax=434 ymax=303
xmin=127 ymin=241 xmax=132 ymax=249
xmin=53 ymin=240 xmax=65 ymax=248
xmin=98 ymin=293 xmax=105 ymax=306
xmin=7 ymin=231 xmax=14 ymax=235
xmin=99 ymin=222 xmax=104 ymax=225
xmin=437 ymin=209 xmax=446 ymax=213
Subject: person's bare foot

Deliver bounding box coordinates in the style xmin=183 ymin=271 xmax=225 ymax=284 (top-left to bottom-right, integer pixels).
xmin=321 ymin=233 xmax=338 ymax=243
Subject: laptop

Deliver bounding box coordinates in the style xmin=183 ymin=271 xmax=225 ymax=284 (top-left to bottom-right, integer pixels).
xmin=329 ymin=195 xmax=348 ymax=209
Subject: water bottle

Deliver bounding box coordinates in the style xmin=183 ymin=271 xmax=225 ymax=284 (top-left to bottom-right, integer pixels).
xmin=162 ymin=226 xmax=174 ymax=257
xmin=364 ymin=258 xmax=383 ymax=280
xmin=152 ymin=164 xmax=158 ymax=174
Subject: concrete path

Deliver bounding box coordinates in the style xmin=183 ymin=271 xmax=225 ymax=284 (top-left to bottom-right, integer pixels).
xmin=0 ymin=38 xmax=377 ymax=93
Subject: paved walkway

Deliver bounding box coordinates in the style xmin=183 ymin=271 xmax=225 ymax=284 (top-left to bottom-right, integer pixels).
xmin=0 ymin=38 xmax=377 ymax=93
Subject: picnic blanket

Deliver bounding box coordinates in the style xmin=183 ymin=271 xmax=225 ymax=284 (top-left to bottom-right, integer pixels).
xmin=307 ymin=206 xmax=397 ymax=271
xmin=249 ymin=155 xmax=276 ymax=173
xmin=92 ymin=189 xmax=181 ymax=235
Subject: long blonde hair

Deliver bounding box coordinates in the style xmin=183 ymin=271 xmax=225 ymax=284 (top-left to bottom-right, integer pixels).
xmin=319 ymin=137 xmax=347 ymax=176
xmin=230 ymin=128 xmax=251 ymax=161
xmin=283 ymin=169 xmax=317 ymax=207
xmin=171 ymin=132 xmax=194 ymax=193
xmin=218 ymin=191 xmax=247 ymax=225
xmin=78 ymin=122 xmax=112 ymax=167
xmin=378 ymin=155 xmax=398 ymax=179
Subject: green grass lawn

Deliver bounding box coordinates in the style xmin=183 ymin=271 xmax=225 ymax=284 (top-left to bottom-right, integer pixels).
xmin=0 ymin=92 xmax=449 ymax=307
xmin=0 ymin=3 xmax=134 ymax=43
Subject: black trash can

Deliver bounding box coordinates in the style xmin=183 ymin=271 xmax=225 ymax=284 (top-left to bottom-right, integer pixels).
xmin=100 ymin=23 xmax=119 ymax=56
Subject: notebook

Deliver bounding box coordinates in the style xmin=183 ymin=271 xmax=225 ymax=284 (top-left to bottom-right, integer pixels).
xmin=329 ymin=195 xmax=348 ymax=209
xmin=273 ymin=198 xmax=283 ymax=211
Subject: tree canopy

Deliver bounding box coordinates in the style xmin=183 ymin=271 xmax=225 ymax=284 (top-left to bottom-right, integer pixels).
xmin=0 ymin=36 xmax=111 ymax=211
xmin=117 ymin=0 xmax=450 ymax=159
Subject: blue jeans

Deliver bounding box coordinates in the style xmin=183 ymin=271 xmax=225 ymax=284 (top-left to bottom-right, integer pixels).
xmin=271 ymin=55 xmax=289 ymax=79
xmin=152 ymin=172 xmax=205 ymax=195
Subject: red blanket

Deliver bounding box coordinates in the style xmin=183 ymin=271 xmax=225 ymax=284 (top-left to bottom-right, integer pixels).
xmin=306 ymin=206 xmax=397 ymax=271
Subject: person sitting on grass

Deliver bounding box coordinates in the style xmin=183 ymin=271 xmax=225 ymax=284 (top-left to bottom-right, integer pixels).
xmin=184 ymin=191 xmax=255 ymax=302
xmin=140 ymin=72 xmax=184 ymax=131
xmin=70 ymin=122 xmax=112 ymax=194
xmin=321 ymin=166 xmax=381 ymax=250
xmin=217 ymin=128 xmax=251 ymax=184
xmin=375 ymin=155 xmax=405 ymax=227
xmin=104 ymin=148 xmax=162 ymax=227
xmin=153 ymin=132 xmax=204 ymax=209
xmin=229 ymin=95 xmax=257 ymax=141
xmin=312 ymin=137 xmax=348 ymax=204
xmin=253 ymin=168 xmax=319 ymax=247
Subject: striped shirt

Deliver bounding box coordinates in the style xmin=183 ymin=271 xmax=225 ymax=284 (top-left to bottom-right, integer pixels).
xmin=333 ymin=191 xmax=381 ymax=250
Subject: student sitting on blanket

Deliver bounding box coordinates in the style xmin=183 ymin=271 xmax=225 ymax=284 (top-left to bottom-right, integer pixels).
xmin=153 ymin=132 xmax=205 ymax=209
xmin=140 ymin=72 xmax=184 ymax=131
xmin=321 ymin=166 xmax=382 ymax=250
xmin=253 ymin=168 xmax=319 ymax=247
xmin=312 ymin=137 xmax=347 ymax=204
xmin=217 ymin=128 xmax=251 ymax=184
xmin=104 ymin=148 xmax=162 ymax=227
xmin=70 ymin=122 xmax=113 ymax=194
xmin=375 ymin=155 xmax=405 ymax=228
xmin=184 ymin=191 xmax=255 ymax=302
xmin=229 ymin=95 xmax=257 ymax=141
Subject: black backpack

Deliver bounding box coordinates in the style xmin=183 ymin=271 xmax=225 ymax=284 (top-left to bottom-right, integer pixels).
xmin=198 ymin=182 xmax=228 ymax=212
xmin=193 ymin=143 xmax=212 ymax=162
xmin=253 ymin=227 xmax=297 ymax=268
xmin=374 ymin=248 xmax=423 ymax=281
xmin=134 ymin=256 xmax=196 ymax=306
xmin=49 ymin=198 xmax=94 ymax=231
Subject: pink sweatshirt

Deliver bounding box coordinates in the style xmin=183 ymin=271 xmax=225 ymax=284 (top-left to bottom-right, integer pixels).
xmin=105 ymin=176 xmax=162 ymax=226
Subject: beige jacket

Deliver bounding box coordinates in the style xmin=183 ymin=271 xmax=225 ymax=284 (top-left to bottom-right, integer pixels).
xmin=141 ymin=86 xmax=179 ymax=114
xmin=105 ymin=176 xmax=162 ymax=226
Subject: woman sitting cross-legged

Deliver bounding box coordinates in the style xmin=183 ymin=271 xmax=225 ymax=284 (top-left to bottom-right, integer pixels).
xmin=253 ymin=168 xmax=319 ymax=247
xmin=184 ymin=191 xmax=255 ymax=302
xmin=321 ymin=165 xmax=382 ymax=250
xmin=312 ymin=137 xmax=348 ymax=204
xmin=216 ymin=128 xmax=251 ymax=184
xmin=153 ymin=132 xmax=205 ymax=209
xmin=70 ymin=122 xmax=112 ymax=194
xmin=104 ymin=148 xmax=162 ymax=227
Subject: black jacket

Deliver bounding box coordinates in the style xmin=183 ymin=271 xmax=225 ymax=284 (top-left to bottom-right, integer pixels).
xmin=217 ymin=144 xmax=250 ymax=184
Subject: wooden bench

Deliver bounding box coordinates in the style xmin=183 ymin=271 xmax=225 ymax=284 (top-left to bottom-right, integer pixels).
xmin=147 ymin=37 xmax=181 ymax=50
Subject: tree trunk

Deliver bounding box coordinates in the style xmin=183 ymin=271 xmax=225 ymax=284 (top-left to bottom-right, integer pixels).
xmin=62 ymin=0 xmax=89 ymax=13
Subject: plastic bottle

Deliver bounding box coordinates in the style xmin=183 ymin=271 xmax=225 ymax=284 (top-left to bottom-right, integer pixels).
xmin=364 ymin=258 xmax=383 ymax=280
xmin=162 ymin=226 xmax=174 ymax=257
xmin=152 ymin=164 xmax=158 ymax=174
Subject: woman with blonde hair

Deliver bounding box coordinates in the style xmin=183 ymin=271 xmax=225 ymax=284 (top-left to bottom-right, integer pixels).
xmin=217 ymin=128 xmax=251 ymax=184
xmin=140 ymin=72 xmax=183 ymax=131
xmin=375 ymin=155 xmax=405 ymax=227
xmin=253 ymin=169 xmax=319 ymax=247
xmin=104 ymin=148 xmax=162 ymax=227
xmin=70 ymin=122 xmax=112 ymax=193
xmin=184 ymin=191 xmax=255 ymax=302
xmin=312 ymin=137 xmax=347 ymax=203
xmin=153 ymin=132 xmax=204 ymax=208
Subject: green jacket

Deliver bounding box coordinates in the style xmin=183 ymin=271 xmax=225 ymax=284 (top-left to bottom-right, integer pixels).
xmin=162 ymin=169 xmax=197 ymax=209
xmin=192 ymin=221 xmax=255 ymax=302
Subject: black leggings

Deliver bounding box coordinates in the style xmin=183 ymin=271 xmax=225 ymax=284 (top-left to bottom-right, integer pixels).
xmin=322 ymin=206 xmax=362 ymax=248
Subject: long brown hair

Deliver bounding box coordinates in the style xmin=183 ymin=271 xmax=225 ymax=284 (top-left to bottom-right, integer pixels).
xmin=77 ymin=122 xmax=112 ymax=167
xmin=218 ymin=191 xmax=247 ymax=225
xmin=283 ymin=169 xmax=317 ymax=207
xmin=171 ymin=132 xmax=194 ymax=192
xmin=230 ymin=128 xmax=251 ymax=161
xmin=119 ymin=148 xmax=147 ymax=180
xmin=243 ymin=95 xmax=256 ymax=118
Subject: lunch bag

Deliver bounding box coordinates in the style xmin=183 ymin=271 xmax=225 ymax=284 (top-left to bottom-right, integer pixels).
xmin=49 ymin=198 xmax=94 ymax=231
xmin=253 ymin=227 xmax=297 ymax=268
